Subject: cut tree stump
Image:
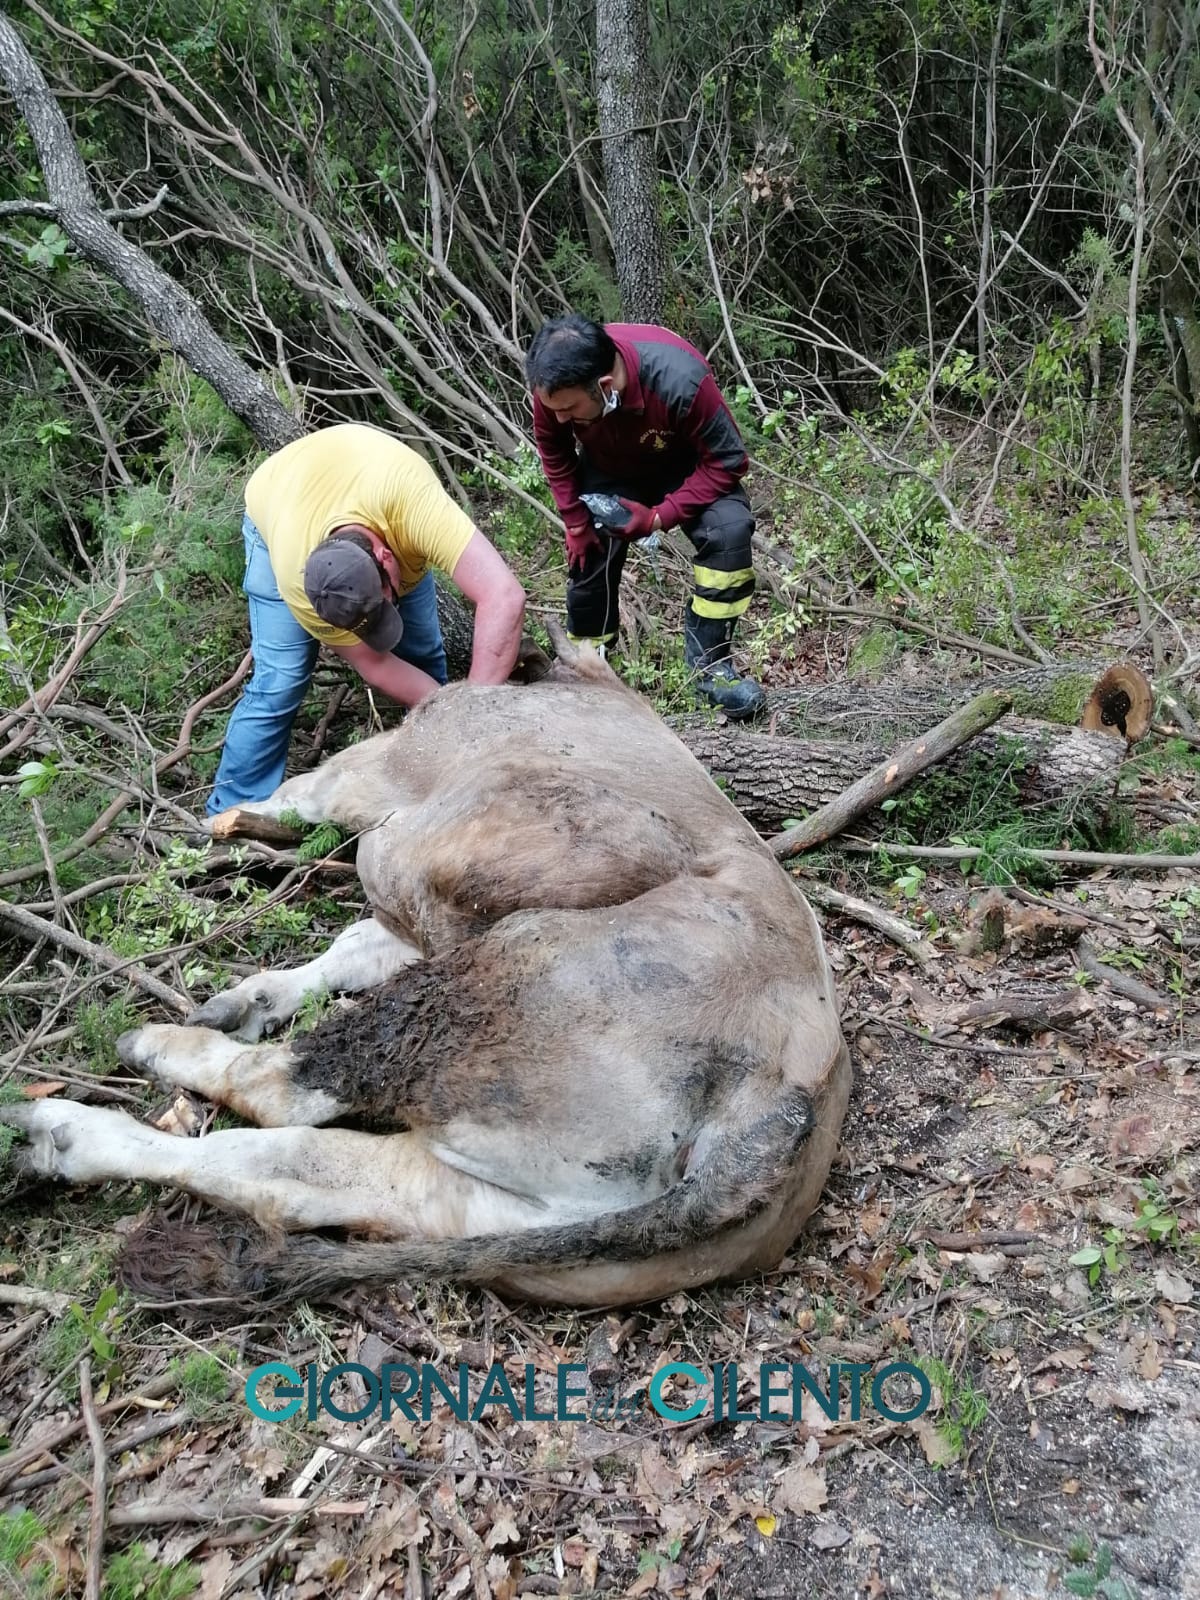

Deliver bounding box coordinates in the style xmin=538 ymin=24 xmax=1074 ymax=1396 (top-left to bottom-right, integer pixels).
xmin=678 ymin=717 xmax=1126 ymax=835
xmin=1080 ymin=664 xmax=1153 ymax=742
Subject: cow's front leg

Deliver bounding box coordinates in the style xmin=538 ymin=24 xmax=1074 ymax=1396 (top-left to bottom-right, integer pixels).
xmin=116 ymin=1025 xmax=346 ymax=1127
xmin=184 ymin=916 xmax=421 ymax=1042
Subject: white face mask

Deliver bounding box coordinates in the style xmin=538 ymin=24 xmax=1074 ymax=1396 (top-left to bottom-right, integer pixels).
xmin=600 ymin=383 xmax=620 ymax=416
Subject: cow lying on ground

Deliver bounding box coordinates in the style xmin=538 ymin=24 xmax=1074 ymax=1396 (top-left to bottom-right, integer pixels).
xmin=3 ymin=632 xmax=850 ymax=1309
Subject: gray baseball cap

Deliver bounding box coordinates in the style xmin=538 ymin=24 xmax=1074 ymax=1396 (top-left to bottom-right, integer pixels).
xmin=302 ymin=538 xmax=404 ymax=652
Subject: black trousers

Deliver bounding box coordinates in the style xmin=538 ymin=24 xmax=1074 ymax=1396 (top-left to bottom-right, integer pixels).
xmin=565 ymin=468 xmax=756 ymax=642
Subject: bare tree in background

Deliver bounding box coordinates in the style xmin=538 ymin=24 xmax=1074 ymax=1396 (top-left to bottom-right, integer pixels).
xmin=594 ymin=0 xmax=666 ymax=322
xmin=0 ymin=13 xmax=302 ymax=455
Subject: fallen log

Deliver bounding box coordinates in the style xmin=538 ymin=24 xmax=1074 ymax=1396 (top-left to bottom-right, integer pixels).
xmin=839 ymin=840 xmax=1200 ymax=872
xmin=794 ymin=877 xmax=938 ymax=966
xmin=1077 ymin=938 xmax=1172 ymax=1015
xmin=108 ymin=1496 xmax=370 ymax=1527
xmin=678 ymin=717 xmax=1125 ymax=835
xmin=209 ymin=809 xmax=305 ymax=845
xmin=679 ymin=661 xmax=1153 ymax=746
xmin=943 ymin=988 xmax=1094 ymax=1034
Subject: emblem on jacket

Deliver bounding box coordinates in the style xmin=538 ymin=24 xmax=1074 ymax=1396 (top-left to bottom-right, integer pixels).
xmin=640 ymin=428 xmax=670 ymax=451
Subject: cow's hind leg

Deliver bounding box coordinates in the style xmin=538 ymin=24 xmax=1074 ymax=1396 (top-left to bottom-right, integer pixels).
xmin=185 ymin=916 xmax=421 ymax=1042
xmin=117 ymin=1026 xmax=345 ymax=1127
xmin=210 ymin=735 xmax=403 ymax=834
xmin=1 ymin=1101 xmax=549 ymax=1237
xmin=2 ymin=1101 xmax=386 ymax=1231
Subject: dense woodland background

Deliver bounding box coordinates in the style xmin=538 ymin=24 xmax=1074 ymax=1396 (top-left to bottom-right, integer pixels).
xmin=1 ymin=0 xmax=1198 ymax=659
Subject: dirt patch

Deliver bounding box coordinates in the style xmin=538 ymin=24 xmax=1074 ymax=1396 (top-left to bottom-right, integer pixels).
xmin=289 ymin=940 xmax=518 ymax=1127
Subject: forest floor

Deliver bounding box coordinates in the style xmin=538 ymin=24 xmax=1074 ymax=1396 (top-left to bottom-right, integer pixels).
xmin=2 ymin=496 xmax=1200 ymax=1600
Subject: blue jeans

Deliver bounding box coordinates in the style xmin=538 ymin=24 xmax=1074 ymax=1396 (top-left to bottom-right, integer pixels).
xmin=207 ymin=515 xmax=448 ymax=814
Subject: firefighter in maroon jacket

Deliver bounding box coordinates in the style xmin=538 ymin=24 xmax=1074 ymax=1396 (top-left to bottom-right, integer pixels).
xmin=526 ymin=314 xmax=766 ymax=720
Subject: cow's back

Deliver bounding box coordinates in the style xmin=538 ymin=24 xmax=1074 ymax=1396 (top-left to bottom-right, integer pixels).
xmin=372 ymin=668 xmax=746 ymax=840
xmin=351 ymin=667 xmax=791 ymax=952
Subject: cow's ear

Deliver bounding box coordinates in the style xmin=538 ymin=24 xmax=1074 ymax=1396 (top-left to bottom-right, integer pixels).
xmin=510 ymin=635 xmax=554 ymax=684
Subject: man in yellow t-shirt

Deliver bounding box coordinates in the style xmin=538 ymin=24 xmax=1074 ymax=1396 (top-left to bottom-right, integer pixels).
xmin=207 ymin=424 xmax=526 ymax=816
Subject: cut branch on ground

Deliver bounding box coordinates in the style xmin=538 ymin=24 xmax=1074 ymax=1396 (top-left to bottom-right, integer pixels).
xmin=769 ymin=689 xmax=1014 ymax=859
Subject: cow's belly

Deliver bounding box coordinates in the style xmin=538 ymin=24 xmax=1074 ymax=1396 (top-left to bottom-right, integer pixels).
xmin=428 ymin=1112 xmax=688 ymax=1215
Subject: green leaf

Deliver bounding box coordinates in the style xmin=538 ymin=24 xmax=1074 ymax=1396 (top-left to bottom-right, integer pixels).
xmin=24 ymin=223 xmax=69 ymax=271
xmin=35 ymin=417 xmax=72 ymax=447
xmin=17 ymin=759 xmax=57 ymax=798
xmin=1099 ymin=1577 xmax=1135 ymax=1600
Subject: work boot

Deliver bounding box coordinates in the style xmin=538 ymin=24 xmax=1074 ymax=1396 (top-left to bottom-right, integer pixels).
xmin=683 ymin=609 xmax=767 ymax=721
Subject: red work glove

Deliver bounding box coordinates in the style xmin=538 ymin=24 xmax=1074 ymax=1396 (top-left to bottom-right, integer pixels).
xmin=615 ymin=499 xmax=660 ymax=540
xmin=565 ymin=520 xmax=603 ymax=576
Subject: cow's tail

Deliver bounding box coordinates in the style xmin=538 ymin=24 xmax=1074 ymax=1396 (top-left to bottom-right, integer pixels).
xmin=117 ymin=1087 xmax=816 ymax=1314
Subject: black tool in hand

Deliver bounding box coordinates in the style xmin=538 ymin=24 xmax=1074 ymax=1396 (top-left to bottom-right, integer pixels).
xmin=580 ymin=492 xmax=633 ymax=530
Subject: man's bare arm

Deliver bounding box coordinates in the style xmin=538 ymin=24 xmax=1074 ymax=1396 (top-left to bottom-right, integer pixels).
xmin=450 ymin=531 xmax=526 ymax=684
xmin=327 ymin=641 xmax=441 ymax=707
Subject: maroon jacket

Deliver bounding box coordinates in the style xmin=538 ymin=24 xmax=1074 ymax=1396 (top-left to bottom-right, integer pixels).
xmin=531 ymin=323 xmax=749 ymax=533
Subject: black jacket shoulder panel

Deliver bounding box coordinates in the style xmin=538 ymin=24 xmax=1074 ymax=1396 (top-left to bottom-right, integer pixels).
xmin=633 ymin=339 xmax=707 ymax=415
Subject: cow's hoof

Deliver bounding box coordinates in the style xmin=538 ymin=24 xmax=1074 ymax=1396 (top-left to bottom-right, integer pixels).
xmin=0 ymin=1132 xmax=39 ymax=1199
xmin=187 ymin=983 xmax=286 ymax=1043
xmin=0 ymin=1100 xmax=153 ymax=1185
xmin=186 ymin=990 xmax=255 ymax=1036
xmin=116 ymin=1025 xmax=158 ymax=1070
xmin=0 ymin=1101 xmax=77 ymax=1180
xmin=0 ymin=1100 xmax=38 ymax=1145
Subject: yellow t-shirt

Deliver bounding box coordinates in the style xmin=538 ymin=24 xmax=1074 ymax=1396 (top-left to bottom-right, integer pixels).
xmin=244 ymin=424 xmax=477 ymax=645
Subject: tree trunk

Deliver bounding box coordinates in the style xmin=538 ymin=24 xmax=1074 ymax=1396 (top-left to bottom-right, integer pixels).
xmin=678 ymin=664 xmax=1152 ymax=746
xmin=676 ymin=719 xmax=1125 ymax=834
xmin=0 ymin=15 xmax=301 ymax=456
xmin=594 ymin=0 xmax=667 ymax=321
xmin=437 ymin=584 xmax=476 ymax=681
xmin=1135 ymin=0 xmax=1200 ymax=477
